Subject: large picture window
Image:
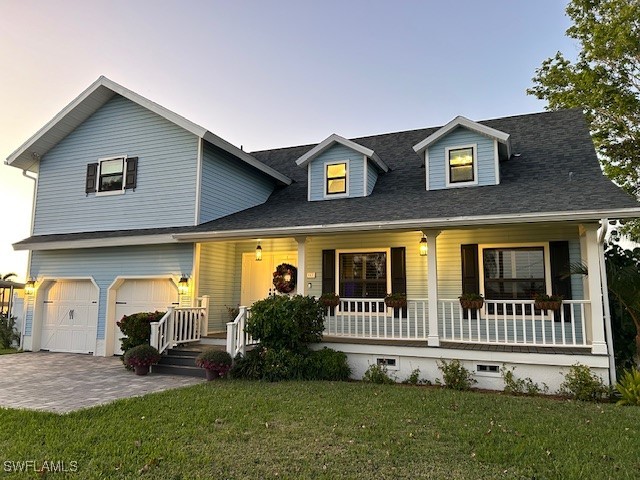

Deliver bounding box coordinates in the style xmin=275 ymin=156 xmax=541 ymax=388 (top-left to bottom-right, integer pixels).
xmin=483 ymin=247 xmax=546 ymax=300
xmin=339 ymin=252 xmax=387 ymax=299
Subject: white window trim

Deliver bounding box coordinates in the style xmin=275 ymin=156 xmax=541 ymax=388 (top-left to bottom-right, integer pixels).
xmin=478 ymin=242 xmax=553 ymax=303
xmin=445 ymin=144 xmax=478 ymax=188
xmin=335 ymin=248 xmax=392 ymax=312
xmin=95 ymin=155 xmax=127 ymax=196
xmin=323 ymin=159 xmax=350 ymax=199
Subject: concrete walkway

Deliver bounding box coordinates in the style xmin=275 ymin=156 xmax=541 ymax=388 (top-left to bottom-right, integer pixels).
xmin=0 ymin=352 xmax=203 ymax=413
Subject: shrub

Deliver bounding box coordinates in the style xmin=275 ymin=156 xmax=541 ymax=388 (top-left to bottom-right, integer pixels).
xmin=117 ymin=311 xmax=166 ymax=353
xmin=437 ymin=359 xmax=476 ymax=390
xmin=362 ymin=364 xmax=395 ymax=384
xmin=500 ymin=366 xmax=548 ymax=396
xmin=245 ymin=295 xmax=324 ymax=353
xmin=123 ymin=344 xmax=161 ymax=368
xmin=304 ymin=348 xmax=351 ymax=381
xmin=616 ymin=368 xmax=640 ymax=406
xmin=262 ymin=348 xmax=306 ymax=382
xmin=0 ymin=314 xmax=20 ymax=349
xmin=229 ymin=348 xmax=265 ymax=380
xmin=559 ymin=363 xmax=610 ymax=401
xmin=195 ymin=349 xmax=233 ymax=378
xmin=402 ymin=368 xmax=428 ymax=386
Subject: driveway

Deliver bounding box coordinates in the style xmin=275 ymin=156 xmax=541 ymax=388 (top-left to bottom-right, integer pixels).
xmin=0 ymin=352 xmax=203 ymax=413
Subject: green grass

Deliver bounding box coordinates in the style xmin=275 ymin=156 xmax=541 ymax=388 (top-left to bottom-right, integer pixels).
xmin=1 ymin=382 xmax=639 ymax=479
xmin=0 ymin=348 xmax=20 ymax=355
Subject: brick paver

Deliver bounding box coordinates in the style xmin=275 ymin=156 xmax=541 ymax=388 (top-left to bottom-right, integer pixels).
xmin=0 ymin=352 xmax=203 ymax=413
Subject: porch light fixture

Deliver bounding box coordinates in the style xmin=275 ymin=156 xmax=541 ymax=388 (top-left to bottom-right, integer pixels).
xmin=25 ymin=278 xmax=36 ymax=296
xmin=255 ymin=242 xmax=263 ymax=261
xmin=419 ymin=236 xmax=428 ymax=256
xmin=178 ymin=275 xmax=189 ymax=295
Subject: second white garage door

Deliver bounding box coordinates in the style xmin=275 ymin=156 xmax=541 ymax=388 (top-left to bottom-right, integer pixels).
xmin=113 ymin=279 xmax=178 ymax=355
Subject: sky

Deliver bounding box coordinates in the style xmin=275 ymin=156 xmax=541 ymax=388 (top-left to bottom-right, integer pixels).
xmin=0 ymin=0 xmax=577 ymax=282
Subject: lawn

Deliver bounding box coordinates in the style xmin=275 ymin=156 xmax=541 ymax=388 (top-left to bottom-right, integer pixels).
xmin=1 ymin=381 xmax=638 ymax=479
xmin=0 ymin=348 xmax=19 ymax=355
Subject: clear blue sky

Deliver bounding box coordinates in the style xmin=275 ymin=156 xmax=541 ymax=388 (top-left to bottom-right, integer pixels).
xmin=0 ymin=0 xmax=575 ymax=280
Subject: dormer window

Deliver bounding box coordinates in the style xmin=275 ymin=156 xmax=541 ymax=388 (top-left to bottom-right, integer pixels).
xmin=326 ymin=162 xmax=348 ymax=196
xmin=99 ymin=157 xmax=125 ymax=192
xmin=446 ymin=145 xmax=477 ymax=187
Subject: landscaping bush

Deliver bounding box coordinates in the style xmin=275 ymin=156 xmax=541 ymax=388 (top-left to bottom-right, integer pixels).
xmin=116 ymin=311 xmax=166 ymax=353
xmin=263 ymin=348 xmax=306 ymax=382
xmin=402 ymin=368 xmax=429 ymax=385
xmin=616 ymin=368 xmax=640 ymax=406
xmin=500 ymin=365 xmax=548 ymax=396
xmin=559 ymin=363 xmax=610 ymax=401
xmin=229 ymin=348 xmax=265 ymax=380
xmin=0 ymin=314 xmax=20 ymax=349
xmin=245 ymin=295 xmax=324 ymax=353
xmin=362 ymin=364 xmax=395 ymax=384
xmin=195 ymin=349 xmax=233 ymax=378
xmin=123 ymin=344 xmax=161 ymax=368
xmin=437 ymin=359 xmax=476 ymax=390
xmin=304 ymin=348 xmax=351 ymax=381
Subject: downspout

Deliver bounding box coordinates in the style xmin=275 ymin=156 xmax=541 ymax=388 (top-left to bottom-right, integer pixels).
xmin=597 ymin=218 xmax=616 ymax=385
xmin=20 ymin=169 xmax=38 ymax=350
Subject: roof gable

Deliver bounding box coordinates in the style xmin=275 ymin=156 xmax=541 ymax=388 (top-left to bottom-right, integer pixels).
xmin=6 ymin=76 xmax=291 ymax=185
xmin=412 ymin=115 xmax=512 ymax=159
xmin=295 ymin=133 xmax=389 ymax=172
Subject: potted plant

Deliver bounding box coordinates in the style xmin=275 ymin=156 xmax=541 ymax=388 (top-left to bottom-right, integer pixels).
xmin=195 ymin=348 xmax=233 ymax=381
xmin=318 ymin=293 xmax=340 ymax=308
xmin=123 ymin=344 xmax=161 ymax=375
xmin=534 ymin=293 xmax=563 ymax=311
xmin=459 ymin=293 xmax=484 ymax=310
xmin=384 ymin=293 xmax=407 ymax=309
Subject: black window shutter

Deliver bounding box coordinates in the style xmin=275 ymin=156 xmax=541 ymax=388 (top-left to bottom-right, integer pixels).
xmin=461 ymin=244 xmax=480 ymax=319
xmin=322 ymin=250 xmax=336 ymax=295
xmin=461 ymin=244 xmax=480 ymax=295
xmin=85 ymin=163 xmax=98 ymax=193
xmin=124 ymin=157 xmax=138 ymax=190
xmin=549 ymin=241 xmax=572 ymax=300
xmin=390 ymin=247 xmax=407 ymax=317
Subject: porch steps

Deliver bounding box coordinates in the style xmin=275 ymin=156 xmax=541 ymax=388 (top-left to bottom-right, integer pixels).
xmin=152 ymin=344 xmax=226 ymax=379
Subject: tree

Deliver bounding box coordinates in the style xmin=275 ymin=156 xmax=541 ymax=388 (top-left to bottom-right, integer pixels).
xmin=528 ymin=0 xmax=640 ymax=241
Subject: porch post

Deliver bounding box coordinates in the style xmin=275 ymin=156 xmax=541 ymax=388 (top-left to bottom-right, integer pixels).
xmin=581 ymin=224 xmax=607 ymax=355
xmin=426 ymin=230 xmax=441 ymax=347
xmin=295 ymin=237 xmax=307 ymax=295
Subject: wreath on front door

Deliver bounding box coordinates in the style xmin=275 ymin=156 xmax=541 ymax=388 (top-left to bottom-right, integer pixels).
xmin=273 ymin=263 xmax=297 ymax=294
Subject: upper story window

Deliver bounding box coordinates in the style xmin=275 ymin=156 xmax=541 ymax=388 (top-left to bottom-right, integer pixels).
xmin=326 ymin=162 xmax=348 ymax=196
xmin=447 ymin=146 xmax=476 ymax=185
xmin=99 ymin=157 xmax=125 ymax=192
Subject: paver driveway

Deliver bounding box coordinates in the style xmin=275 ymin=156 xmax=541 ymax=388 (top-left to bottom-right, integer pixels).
xmin=0 ymin=352 xmax=203 ymax=413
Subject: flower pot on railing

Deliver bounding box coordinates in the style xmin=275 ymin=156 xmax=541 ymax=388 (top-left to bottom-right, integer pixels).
xmin=319 ymin=294 xmax=340 ymax=308
xmin=384 ymin=294 xmax=407 ymax=309
xmin=534 ymin=294 xmax=563 ymax=312
xmin=459 ymin=294 xmax=484 ymax=310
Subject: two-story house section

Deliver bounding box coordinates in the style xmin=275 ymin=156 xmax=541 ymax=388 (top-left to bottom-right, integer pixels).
xmin=7 ymin=77 xmax=640 ymax=391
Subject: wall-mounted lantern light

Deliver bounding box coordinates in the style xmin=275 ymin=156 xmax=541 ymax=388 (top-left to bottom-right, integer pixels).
xmin=25 ymin=278 xmax=36 ymax=296
xmin=255 ymin=242 xmax=263 ymax=261
xmin=178 ymin=275 xmax=189 ymax=295
xmin=419 ymin=235 xmax=428 ymax=256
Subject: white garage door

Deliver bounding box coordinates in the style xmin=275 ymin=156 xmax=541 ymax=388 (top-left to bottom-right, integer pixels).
xmin=113 ymin=279 xmax=178 ymax=355
xmin=41 ymin=280 xmax=98 ymax=354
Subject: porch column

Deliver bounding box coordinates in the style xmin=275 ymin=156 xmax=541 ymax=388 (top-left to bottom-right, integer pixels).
xmin=426 ymin=230 xmax=441 ymax=347
xmin=581 ymin=224 xmax=607 ymax=355
xmin=295 ymin=237 xmax=307 ymax=295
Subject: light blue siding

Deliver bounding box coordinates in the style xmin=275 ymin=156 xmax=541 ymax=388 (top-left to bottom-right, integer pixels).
xmin=308 ymin=144 xmax=365 ymax=201
xmin=199 ymin=143 xmax=275 ymax=224
xmin=427 ymin=127 xmax=496 ymax=190
xmin=33 ymin=95 xmax=199 ymax=235
xmin=367 ymin=161 xmax=378 ymax=195
xmin=26 ymin=244 xmax=194 ymax=338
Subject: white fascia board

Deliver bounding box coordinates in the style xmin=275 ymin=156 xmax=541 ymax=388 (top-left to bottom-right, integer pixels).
xmin=296 ymin=133 xmax=389 ymax=172
xmin=13 ymin=234 xmax=179 ymax=251
xmin=413 ymin=116 xmax=510 ymax=156
xmin=202 ymin=132 xmax=291 ymax=185
xmin=171 ymin=207 xmax=640 ymax=242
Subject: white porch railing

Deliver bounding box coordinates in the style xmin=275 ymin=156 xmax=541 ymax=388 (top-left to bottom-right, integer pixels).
xmin=226 ymin=306 xmax=257 ymax=357
xmin=150 ymin=296 xmax=209 ymax=354
xmin=439 ymin=299 xmax=588 ymax=347
xmin=323 ymin=298 xmax=429 ymax=340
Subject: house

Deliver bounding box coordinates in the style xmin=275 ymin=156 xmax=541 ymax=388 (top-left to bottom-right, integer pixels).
xmin=6 ymin=77 xmax=640 ymax=390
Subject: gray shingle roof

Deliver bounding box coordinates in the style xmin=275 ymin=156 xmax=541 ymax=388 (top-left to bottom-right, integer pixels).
xmin=14 ymin=108 xmax=639 ymax=247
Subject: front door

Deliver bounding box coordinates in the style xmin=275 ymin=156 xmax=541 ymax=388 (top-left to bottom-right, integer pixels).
xmin=241 ymin=252 xmax=297 ymax=307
